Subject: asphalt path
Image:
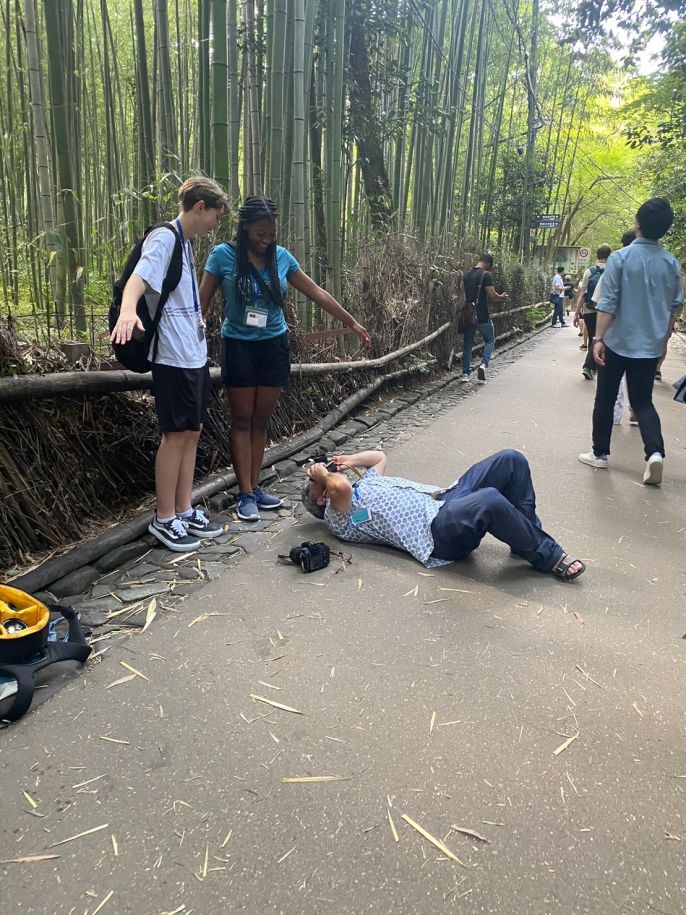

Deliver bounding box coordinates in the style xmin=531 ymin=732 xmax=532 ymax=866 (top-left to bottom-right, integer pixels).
xmin=2 ymin=327 xmax=685 ymax=915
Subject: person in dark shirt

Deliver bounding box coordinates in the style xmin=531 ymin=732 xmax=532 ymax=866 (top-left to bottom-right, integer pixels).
xmin=461 ymin=254 xmax=509 ymax=383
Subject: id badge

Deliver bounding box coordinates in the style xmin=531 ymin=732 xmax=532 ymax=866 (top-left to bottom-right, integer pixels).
xmin=351 ymin=507 xmax=371 ymax=525
xmin=245 ymin=307 xmax=268 ymax=328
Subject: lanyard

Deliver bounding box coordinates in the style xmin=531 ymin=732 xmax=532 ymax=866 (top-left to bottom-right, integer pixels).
xmin=175 ymin=218 xmax=200 ymax=316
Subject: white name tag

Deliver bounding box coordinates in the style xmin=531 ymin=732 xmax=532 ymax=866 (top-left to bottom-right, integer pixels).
xmin=245 ymin=308 xmax=268 ymax=328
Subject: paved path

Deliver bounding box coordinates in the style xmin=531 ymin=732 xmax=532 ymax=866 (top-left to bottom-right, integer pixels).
xmin=2 ymin=328 xmax=685 ymax=915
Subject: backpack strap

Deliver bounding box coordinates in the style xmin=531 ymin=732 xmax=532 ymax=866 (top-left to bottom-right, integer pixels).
xmin=226 ymin=239 xmax=282 ymax=308
xmin=470 ymin=268 xmax=487 ymax=306
xmin=149 ymin=223 xmax=184 ymax=364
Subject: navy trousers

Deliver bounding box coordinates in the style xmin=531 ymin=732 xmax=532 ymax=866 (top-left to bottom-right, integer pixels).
xmin=430 ymin=449 xmax=563 ymax=572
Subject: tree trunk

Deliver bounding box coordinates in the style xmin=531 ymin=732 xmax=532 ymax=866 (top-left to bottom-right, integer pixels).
xmin=347 ymin=13 xmax=393 ymax=229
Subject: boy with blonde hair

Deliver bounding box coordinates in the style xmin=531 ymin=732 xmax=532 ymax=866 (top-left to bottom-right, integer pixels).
xmin=111 ymin=177 xmax=229 ymax=550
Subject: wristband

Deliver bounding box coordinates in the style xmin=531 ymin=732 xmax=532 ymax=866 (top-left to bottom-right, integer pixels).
xmin=594 ymin=338 xmax=604 ymax=344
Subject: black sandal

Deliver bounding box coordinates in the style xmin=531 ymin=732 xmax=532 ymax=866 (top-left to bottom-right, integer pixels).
xmin=552 ymin=555 xmax=586 ymax=582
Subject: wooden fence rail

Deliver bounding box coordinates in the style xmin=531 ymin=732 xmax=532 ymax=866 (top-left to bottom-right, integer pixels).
xmin=0 ymin=322 xmax=452 ymax=403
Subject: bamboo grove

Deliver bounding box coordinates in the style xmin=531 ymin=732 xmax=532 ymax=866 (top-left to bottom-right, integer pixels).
xmin=0 ymin=0 xmax=628 ymax=342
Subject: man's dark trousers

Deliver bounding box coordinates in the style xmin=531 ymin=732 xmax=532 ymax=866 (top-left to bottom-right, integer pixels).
xmin=592 ymin=346 xmax=663 ymax=458
xmin=582 ymin=311 xmax=597 ymax=372
xmin=430 ymin=450 xmax=563 ymax=570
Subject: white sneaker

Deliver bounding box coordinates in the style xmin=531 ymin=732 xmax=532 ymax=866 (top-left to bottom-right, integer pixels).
xmin=642 ymin=452 xmax=663 ymax=485
xmin=578 ymin=451 xmax=608 ymax=469
xmin=460 ymin=374 xmax=470 ymax=383
xmin=477 ymin=364 xmax=487 ymax=382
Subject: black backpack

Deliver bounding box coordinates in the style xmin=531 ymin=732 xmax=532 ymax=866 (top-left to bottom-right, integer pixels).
xmin=1 ymin=587 xmax=91 ymax=723
xmin=584 ymin=265 xmax=604 ymax=305
xmin=108 ymin=223 xmax=183 ymax=372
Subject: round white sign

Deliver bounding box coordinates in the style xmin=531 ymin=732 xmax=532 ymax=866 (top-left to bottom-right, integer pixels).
xmin=578 ymin=247 xmax=590 ymax=258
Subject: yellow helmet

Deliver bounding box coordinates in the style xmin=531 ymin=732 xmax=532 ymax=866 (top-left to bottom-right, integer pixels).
xmin=0 ymin=585 xmax=50 ymax=663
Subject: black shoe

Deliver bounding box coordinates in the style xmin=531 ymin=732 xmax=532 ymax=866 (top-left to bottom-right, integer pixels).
xmin=182 ymin=508 xmax=224 ymax=539
xmin=148 ymin=516 xmax=200 ymax=552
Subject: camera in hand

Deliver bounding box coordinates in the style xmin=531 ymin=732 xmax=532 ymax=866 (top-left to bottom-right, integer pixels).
xmin=307 ymin=452 xmax=337 ymax=472
xmin=288 ymin=541 xmax=331 ymax=573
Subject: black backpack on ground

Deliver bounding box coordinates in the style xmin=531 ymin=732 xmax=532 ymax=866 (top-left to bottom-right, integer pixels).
xmin=108 ymin=223 xmax=183 ymax=373
xmin=1 ymin=587 xmax=91 ymax=723
xmin=584 ymin=265 xmax=604 ymax=305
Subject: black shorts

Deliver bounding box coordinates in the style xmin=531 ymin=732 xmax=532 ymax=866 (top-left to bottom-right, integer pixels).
xmin=151 ymin=362 xmax=211 ymax=433
xmin=221 ymin=333 xmax=290 ymax=388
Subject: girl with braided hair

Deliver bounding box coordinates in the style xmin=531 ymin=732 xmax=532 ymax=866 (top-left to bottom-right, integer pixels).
xmin=200 ymin=196 xmax=371 ymax=521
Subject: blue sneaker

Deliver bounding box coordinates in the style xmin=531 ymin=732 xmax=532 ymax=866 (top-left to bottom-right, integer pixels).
xmin=253 ymin=486 xmax=283 ymax=510
xmin=236 ymin=492 xmax=259 ymax=521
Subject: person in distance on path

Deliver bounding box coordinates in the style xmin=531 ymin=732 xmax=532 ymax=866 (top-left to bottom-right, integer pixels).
xmin=460 ymin=254 xmax=509 ymax=384
xmin=575 ymin=244 xmax=611 ymax=380
xmin=578 ymin=197 xmax=683 ymax=485
xmin=302 ymin=449 xmax=585 ymax=582
xmin=550 ymin=266 xmax=567 ymax=328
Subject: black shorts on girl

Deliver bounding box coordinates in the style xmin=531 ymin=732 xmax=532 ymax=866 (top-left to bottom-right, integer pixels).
xmin=221 ymin=332 xmax=290 ymax=388
xmin=151 ymin=363 xmax=211 ymax=433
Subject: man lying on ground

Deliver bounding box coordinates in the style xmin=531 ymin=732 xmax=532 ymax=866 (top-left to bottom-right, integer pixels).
xmin=302 ymin=449 xmax=585 ymax=582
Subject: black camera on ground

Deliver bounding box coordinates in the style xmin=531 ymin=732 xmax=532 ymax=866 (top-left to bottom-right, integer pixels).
xmin=289 ymin=541 xmax=331 ymax=573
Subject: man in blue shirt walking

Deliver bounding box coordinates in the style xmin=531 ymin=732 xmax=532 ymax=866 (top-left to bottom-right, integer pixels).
xmin=578 ymin=197 xmax=683 ymax=485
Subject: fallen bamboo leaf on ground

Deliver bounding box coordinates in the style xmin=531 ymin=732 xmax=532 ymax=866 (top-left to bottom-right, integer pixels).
xmin=450 ymin=825 xmax=491 ymax=843
xmin=92 ymin=891 xmax=114 ymax=915
xmin=50 ymin=823 xmax=108 ymax=847
xmin=104 ymin=674 xmax=136 ymax=689
xmin=401 ymin=814 xmax=467 ymax=866
xmin=99 ymin=736 xmax=129 ymax=745
xmin=403 ymin=584 xmax=419 ymax=597
xmin=141 ymin=598 xmax=157 ymax=633
xmin=387 ymin=808 xmax=399 ymax=843
xmin=22 ymin=790 xmax=38 ymax=810
xmin=277 ymin=846 xmax=297 ymax=863
xmin=430 ymin=712 xmax=436 ymax=735
xmin=0 ymin=854 xmax=60 ymax=865
xmin=249 ymin=694 xmax=303 ymax=715
xmin=119 ymin=661 xmax=150 ymax=682
xmin=282 ymin=775 xmax=350 ymax=783
xmin=188 ymin=612 xmax=227 ymax=628
xmin=71 ymin=774 xmax=105 ymax=789
xmin=553 ymin=733 xmax=579 ymax=757
xmin=439 ymin=587 xmax=473 ymax=593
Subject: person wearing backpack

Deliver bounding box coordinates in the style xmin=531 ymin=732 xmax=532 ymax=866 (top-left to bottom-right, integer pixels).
xmin=110 ymin=176 xmax=230 ymax=551
xmin=575 ymin=244 xmax=611 ymax=379
xmin=198 ymin=196 xmax=371 ymax=522
xmin=578 ymin=197 xmax=683 ymax=485
xmin=460 ymin=254 xmax=509 ymax=384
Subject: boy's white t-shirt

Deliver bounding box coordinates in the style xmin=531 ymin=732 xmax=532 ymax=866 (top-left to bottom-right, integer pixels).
xmin=133 ymin=226 xmax=207 ymax=369
xmin=551 ymin=273 xmax=565 ymax=294
xmin=591 ymin=274 xmax=603 ymax=304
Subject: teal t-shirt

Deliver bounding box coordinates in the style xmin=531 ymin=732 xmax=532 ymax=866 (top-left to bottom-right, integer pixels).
xmin=204 ymin=243 xmax=300 ymax=341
